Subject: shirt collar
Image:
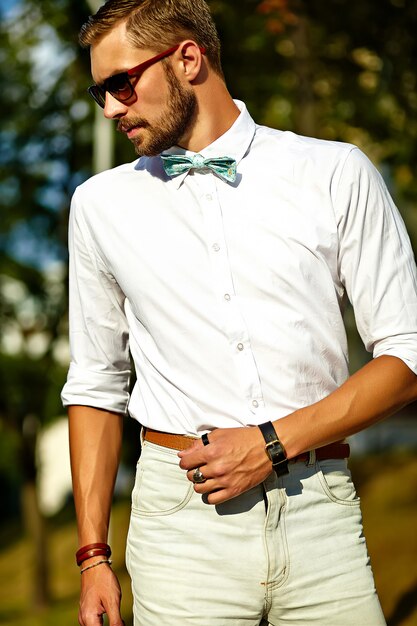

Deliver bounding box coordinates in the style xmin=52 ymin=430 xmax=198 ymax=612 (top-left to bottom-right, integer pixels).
xmin=161 ymin=100 xmax=256 ymax=189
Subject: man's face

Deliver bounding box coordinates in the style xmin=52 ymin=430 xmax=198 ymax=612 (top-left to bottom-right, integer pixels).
xmin=90 ymin=23 xmax=197 ymax=156
xmin=118 ymin=62 xmax=198 ymax=156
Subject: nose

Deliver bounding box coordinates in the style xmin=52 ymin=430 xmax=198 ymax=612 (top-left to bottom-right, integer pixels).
xmin=103 ymin=92 xmax=129 ymax=119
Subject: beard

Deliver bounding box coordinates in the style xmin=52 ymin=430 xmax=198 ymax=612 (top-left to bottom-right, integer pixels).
xmin=117 ymin=63 xmax=197 ymax=157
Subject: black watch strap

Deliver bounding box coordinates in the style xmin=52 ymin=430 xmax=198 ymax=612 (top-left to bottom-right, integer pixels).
xmin=258 ymin=421 xmax=289 ymax=477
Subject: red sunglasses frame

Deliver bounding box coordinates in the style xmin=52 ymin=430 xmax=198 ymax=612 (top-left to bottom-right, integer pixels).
xmin=88 ymin=44 xmax=207 ymax=108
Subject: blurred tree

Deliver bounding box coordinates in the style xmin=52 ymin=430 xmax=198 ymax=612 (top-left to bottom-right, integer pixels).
xmin=0 ymin=0 xmax=92 ymax=607
xmin=213 ymin=0 xmax=417 ymax=371
xmin=1 ymin=0 xmax=416 ymax=610
xmin=215 ymin=0 xmax=417 ymax=243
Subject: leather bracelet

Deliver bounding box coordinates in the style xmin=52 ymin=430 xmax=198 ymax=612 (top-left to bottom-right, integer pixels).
xmin=258 ymin=421 xmax=289 ymax=477
xmin=77 ymin=549 xmax=111 ymax=566
xmin=76 ymin=543 xmax=111 ymax=566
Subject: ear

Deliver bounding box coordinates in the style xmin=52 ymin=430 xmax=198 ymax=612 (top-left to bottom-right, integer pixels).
xmin=177 ymin=40 xmax=205 ymax=82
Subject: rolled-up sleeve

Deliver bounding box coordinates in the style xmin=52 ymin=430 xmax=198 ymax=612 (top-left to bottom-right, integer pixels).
xmin=61 ymin=187 xmax=131 ymax=413
xmin=335 ymin=148 xmax=417 ymax=374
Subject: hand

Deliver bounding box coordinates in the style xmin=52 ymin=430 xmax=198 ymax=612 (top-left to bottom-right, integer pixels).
xmin=178 ymin=426 xmax=272 ymax=505
xmin=78 ymin=562 xmax=125 ymax=626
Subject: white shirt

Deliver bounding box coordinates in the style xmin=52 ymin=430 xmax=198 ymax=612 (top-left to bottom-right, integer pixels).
xmin=61 ymin=101 xmax=417 ymax=435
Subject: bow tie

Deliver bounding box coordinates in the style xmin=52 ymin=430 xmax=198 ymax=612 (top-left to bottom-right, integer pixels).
xmin=161 ymin=153 xmax=237 ymax=183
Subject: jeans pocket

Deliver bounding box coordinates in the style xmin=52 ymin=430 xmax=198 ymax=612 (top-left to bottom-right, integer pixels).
xmin=316 ymin=459 xmax=360 ymax=506
xmin=131 ymin=442 xmax=194 ymax=517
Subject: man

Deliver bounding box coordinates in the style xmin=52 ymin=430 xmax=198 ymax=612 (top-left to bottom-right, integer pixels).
xmin=61 ymin=1 xmax=417 ymax=625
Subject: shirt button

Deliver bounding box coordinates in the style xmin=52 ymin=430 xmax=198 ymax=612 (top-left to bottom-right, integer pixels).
xmin=212 ymin=243 xmax=220 ymax=252
xmin=205 ymin=194 xmax=213 ymax=201
xmin=224 ymin=294 xmax=231 ymax=301
xmin=237 ymin=343 xmax=244 ymax=351
xmin=252 ymin=400 xmax=259 ymax=408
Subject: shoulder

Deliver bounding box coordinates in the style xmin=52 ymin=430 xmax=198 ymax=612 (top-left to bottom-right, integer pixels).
xmin=251 ymin=125 xmax=378 ymax=188
xmin=74 ymin=156 xmax=162 ymax=198
xmin=70 ymin=155 xmax=166 ymax=222
xmin=254 ymin=124 xmax=356 ymax=163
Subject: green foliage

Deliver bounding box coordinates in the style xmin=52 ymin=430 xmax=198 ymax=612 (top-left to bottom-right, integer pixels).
xmin=0 ymin=0 xmax=415 ymax=610
xmin=0 ymin=1 xmax=93 ymax=261
xmin=213 ymin=0 xmax=417 ymax=211
xmin=0 ymin=0 xmax=416 ymax=521
xmin=0 ymin=0 xmax=93 ymax=523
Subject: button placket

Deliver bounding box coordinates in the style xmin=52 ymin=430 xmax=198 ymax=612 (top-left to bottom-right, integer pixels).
xmin=199 ymin=178 xmax=236 ymax=305
xmin=198 ymin=175 xmax=265 ymax=414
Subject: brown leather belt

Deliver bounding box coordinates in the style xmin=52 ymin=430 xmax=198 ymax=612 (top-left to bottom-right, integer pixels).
xmin=143 ymin=428 xmax=350 ymax=461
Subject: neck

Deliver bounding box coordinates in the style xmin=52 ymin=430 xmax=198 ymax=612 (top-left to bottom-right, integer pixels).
xmin=178 ymin=77 xmax=240 ymax=153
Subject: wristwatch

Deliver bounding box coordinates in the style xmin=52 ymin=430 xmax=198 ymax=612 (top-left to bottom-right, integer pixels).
xmin=258 ymin=421 xmax=289 ymax=476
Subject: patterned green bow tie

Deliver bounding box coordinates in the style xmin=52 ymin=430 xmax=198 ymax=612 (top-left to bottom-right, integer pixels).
xmin=161 ymin=153 xmax=237 ymax=183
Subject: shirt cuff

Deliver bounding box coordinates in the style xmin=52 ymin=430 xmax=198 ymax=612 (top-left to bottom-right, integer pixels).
xmin=61 ymin=362 xmax=131 ymax=414
xmin=373 ymin=334 xmax=417 ymax=376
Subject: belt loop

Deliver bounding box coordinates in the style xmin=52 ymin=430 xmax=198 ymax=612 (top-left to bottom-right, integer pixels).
xmin=307 ymin=449 xmax=316 ymax=467
xmin=140 ymin=426 xmax=146 ymax=445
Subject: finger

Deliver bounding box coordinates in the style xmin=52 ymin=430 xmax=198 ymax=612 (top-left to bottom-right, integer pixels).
xmin=187 ymin=472 xmax=216 ymax=493
xmin=206 ymin=489 xmax=233 ymax=505
xmin=192 ymin=478 xmax=219 ymax=494
xmin=107 ymin=607 xmax=125 ymax=626
xmin=178 ymin=438 xmax=203 ymax=459
xmin=186 ymin=466 xmax=210 ymax=483
xmin=178 ymin=447 xmax=208 ymax=469
xmin=79 ymin=609 xmax=103 ymax=625
xmin=105 ymin=597 xmax=124 ymax=626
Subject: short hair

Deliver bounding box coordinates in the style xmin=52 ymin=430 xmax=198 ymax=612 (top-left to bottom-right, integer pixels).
xmin=79 ymin=0 xmax=224 ymax=78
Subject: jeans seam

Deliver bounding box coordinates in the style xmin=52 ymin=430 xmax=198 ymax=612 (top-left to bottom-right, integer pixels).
xmin=315 ymin=461 xmax=361 ymax=507
xmin=131 ymin=482 xmax=194 ymax=517
xmin=267 ymin=481 xmax=290 ymax=591
xmin=262 ymin=481 xmax=273 ymax=615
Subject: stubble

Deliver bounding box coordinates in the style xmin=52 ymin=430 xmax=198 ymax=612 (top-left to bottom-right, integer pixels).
xmin=117 ymin=62 xmax=197 ymax=157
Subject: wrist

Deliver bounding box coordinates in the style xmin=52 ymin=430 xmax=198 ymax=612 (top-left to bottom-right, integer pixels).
xmin=78 ymin=554 xmax=110 ymax=567
xmin=79 ymin=558 xmax=113 ymax=574
xmin=76 ymin=542 xmax=111 ymax=567
xmin=258 ymin=421 xmax=289 ymax=476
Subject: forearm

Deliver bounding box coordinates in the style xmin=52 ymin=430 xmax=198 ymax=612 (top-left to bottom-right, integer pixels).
xmin=275 ymin=355 xmax=417 ymax=458
xmin=179 ymin=355 xmax=417 ymax=505
xmin=68 ymin=405 xmax=123 ymax=547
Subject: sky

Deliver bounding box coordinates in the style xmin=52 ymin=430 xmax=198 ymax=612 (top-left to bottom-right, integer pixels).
xmin=0 ymin=0 xmax=20 ymax=19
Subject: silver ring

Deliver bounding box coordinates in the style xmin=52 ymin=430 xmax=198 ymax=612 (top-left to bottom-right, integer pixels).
xmin=192 ymin=467 xmax=206 ymax=484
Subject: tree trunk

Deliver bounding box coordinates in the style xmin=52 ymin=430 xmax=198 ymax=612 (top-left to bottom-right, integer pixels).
xmin=86 ymin=0 xmax=115 ymax=175
xmin=21 ymin=415 xmax=50 ymax=609
xmin=291 ymin=11 xmax=316 ymax=137
xmin=21 ymin=480 xmax=50 ymax=609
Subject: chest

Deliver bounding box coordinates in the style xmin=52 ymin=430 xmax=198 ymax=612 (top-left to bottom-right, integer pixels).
xmin=90 ymin=171 xmax=340 ymax=309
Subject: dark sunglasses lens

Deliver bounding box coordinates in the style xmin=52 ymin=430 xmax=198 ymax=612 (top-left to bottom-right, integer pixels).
xmin=106 ymin=73 xmax=133 ymax=101
xmin=88 ymin=85 xmax=106 ymax=108
xmin=88 ymin=73 xmax=134 ymax=108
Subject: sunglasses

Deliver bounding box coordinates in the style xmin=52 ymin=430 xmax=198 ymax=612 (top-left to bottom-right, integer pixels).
xmin=88 ymin=44 xmax=206 ymax=108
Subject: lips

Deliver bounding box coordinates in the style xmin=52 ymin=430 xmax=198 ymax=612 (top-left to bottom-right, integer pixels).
xmin=117 ymin=118 xmax=149 ymax=136
xmin=126 ymin=126 xmax=143 ymax=139
xmin=118 ymin=122 xmax=139 ymax=134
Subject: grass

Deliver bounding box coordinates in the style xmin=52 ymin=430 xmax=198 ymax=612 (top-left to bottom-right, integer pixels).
xmin=0 ymin=451 xmax=416 ymax=626
xmin=350 ymin=452 xmax=417 ymax=626
xmin=0 ymin=503 xmax=134 ymax=626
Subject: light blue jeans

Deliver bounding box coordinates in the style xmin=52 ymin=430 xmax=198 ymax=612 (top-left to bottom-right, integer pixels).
xmin=126 ymin=440 xmax=386 ymax=625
